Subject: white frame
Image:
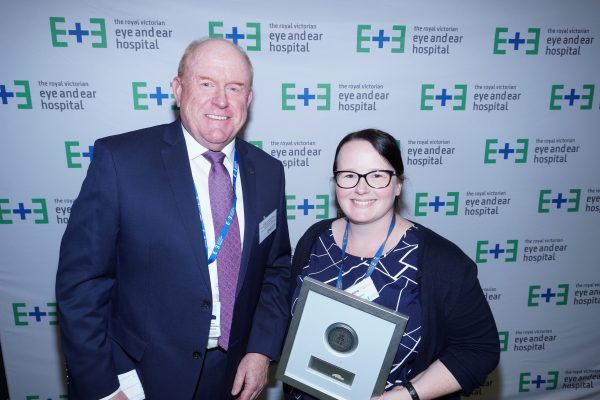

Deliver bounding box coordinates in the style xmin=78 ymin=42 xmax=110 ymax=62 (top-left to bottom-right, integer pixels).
xmin=276 ymin=277 xmax=409 ymax=400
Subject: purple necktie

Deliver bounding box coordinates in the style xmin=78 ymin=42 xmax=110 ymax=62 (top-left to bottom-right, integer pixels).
xmin=203 ymin=150 xmax=241 ymax=351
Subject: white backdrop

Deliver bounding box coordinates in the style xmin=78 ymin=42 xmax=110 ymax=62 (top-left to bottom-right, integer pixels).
xmin=1 ymin=0 xmax=599 ymax=399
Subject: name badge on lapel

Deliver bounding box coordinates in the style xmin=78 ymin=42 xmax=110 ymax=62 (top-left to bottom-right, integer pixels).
xmin=259 ymin=209 xmax=277 ymax=244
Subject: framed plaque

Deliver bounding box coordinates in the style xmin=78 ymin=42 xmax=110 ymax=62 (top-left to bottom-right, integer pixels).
xmin=276 ymin=277 xmax=409 ymax=400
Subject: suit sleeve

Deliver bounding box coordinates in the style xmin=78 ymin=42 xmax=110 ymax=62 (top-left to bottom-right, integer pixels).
xmin=245 ymin=162 xmax=292 ymax=361
xmin=56 ymin=139 xmax=120 ymax=399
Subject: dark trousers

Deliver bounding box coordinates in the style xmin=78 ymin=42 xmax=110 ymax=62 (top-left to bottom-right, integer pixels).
xmin=194 ymin=347 xmax=229 ymax=400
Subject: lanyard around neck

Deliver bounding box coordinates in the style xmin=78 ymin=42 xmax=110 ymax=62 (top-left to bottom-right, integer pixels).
xmin=194 ymin=149 xmax=239 ymax=265
xmin=337 ymin=214 xmax=396 ymax=289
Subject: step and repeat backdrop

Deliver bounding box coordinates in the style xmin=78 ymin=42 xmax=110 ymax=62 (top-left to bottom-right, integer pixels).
xmin=1 ymin=0 xmax=599 ymax=399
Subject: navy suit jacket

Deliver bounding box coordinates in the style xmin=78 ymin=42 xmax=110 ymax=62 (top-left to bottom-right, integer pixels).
xmin=56 ymin=120 xmax=292 ymax=399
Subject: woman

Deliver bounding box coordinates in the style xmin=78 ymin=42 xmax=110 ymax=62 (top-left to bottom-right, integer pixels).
xmin=289 ymin=129 xmax=499 ymax=400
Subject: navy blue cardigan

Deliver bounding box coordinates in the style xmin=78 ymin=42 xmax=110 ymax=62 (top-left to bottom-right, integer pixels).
xmin=290 ymin=219 xmax=500 ymax=398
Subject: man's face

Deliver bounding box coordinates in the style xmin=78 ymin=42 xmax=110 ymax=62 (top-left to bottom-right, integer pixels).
xmin=173 ymin=40 xmax=253 ymax=151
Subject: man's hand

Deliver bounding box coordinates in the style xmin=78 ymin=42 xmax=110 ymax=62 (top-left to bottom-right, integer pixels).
xmin=109 ymin=390 xmax=129 ymax=400
xmin=231 ymin=352 xmax=270 ymax=400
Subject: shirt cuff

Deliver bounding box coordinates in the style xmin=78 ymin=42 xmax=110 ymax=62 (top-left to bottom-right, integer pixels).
xmin=98 ymin=370 xmax=146 ymax=400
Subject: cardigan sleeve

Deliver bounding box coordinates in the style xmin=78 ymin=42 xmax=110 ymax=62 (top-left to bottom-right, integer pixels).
xmin=435 ymin=244 xmax=500 ymax=394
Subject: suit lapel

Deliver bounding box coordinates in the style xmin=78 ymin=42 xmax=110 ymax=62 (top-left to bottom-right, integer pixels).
xmin=160 ymin=121 xmax=211 ymax=293
xmin=236 ymin=139 xmax=257 ymax=295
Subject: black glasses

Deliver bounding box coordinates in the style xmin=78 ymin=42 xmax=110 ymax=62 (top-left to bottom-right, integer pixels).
xmin=333 ymin=170 xmax=396 ymax=189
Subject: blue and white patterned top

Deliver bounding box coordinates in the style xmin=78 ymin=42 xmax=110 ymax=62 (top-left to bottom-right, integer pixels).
xmin=290 ymin=223 xmax=422 ymax=398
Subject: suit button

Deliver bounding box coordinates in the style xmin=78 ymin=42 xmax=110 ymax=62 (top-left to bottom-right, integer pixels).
xmin=201 ymin=300 xmax=211 ymax=309
xmin=193 ymin=351 xmax=202 ymax=359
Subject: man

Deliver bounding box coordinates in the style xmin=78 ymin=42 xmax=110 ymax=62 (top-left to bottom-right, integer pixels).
xmin=56 ymin=38 xmax=291 ymax=400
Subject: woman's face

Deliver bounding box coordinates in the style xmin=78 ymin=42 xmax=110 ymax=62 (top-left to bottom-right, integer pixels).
xmin=334 ymin=139 xmax=401 ymax=226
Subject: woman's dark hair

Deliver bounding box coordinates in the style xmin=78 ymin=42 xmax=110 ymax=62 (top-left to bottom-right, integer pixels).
xmin=333 ymin=128 xmax=404 ymax=181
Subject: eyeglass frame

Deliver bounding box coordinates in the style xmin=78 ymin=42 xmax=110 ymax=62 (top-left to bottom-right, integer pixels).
xmin=333 ymin=169 xmax=397 ymax=189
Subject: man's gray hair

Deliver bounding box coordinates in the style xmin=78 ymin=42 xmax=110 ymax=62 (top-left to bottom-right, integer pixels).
xmin=176 ymin=37 xmax=254 ymax=87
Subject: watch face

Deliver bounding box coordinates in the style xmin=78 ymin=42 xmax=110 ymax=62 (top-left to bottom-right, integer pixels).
xmin=325 ymin=322 xmax=359 ymax=353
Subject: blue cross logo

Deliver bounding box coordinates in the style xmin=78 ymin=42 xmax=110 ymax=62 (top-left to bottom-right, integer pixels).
xmin=68 ymin=22 xmax=90 ymax=43
xmin=282 ymin=83 xmax=331 ymax=111
xmin=551 ymin=193 xmax=568 ymax=209
xmin=208 ymin=21 xmax=261 ymax=51
xmin=494 ymin=28 xmax=540 ymax=55
xmin=297 ymin=88 xmax=316 ymax=106
xmin=1 ymin=199 xmax=48 ymax=224
xmin=65 ymin=142 xmax=94 ymax=168
xmin=357 ymin=25 xmax=406 ymax=53
xmin=531 ymin=375 xmax=546 ymax=389
xmin=563 ymin=89 xmax=581 ymax=106
xmin=498 ymin=143 xmax=515 ymax=159
xmin=489 ymin=244 xmax=505 ymax=259
xmin=149 ymin=86 xmax=170 ymax=106
xmin=520 ymin=371 xmax=559 ymax=392
xmin=529 ymin=285 xmax=568 ymax=307
xmin=428 ymin=196 xmax=446 ymax=212
xmin=286 ymin=194 xmax=329 ymax=220
xmin=0 ymin=85 xmax=15 ymax=104
xmin=550 ymin=84 xmax=594 ymax=110
xmin=475 ymin=240 xmax=518 ymax=263
xmin=508 ymin=32 xmax=526 ymax=50
xmin=421 ymin=84 xmax=467 ymax=111
xmin=435 ymin=89 xmax=453 ymax=106
xmin=538 ymin=189 xmax=580 ymax=213
xmin=225 ymin=26 xmax=245 ymax=45
xmin=540 ymin=288 xmax=556 ymax=303
xmin=484 ymin=139 xmax=529 ymax=164
xmin=371 ymin=29 xmax=391 ymax=48
xmin=28 ymin=306 xmax=47 ymax=322
xmin=12 ymin=203 xmax=32 ymax=220
xmin=415 ymin=192 xmax=459 ymax=216
xmin=12 ymin=302 xmax=57 ymax=326
xmin=82 ymin=145 xmax=94 ymax=161
xmin=297 ymin=199 xmax=315 ymax=215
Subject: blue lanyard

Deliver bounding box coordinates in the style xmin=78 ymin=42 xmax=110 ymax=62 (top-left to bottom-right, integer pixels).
xmin=194 ymin=149 xmax=239 ymax=265
xmin=337 ymin=214 xmax=396 ymax=289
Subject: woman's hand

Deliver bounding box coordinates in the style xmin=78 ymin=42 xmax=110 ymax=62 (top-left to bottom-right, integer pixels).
xmin=371 ymin=385 xmax=407 ymax=400
xmin=372 ymin=360 xmax=462 ymax=399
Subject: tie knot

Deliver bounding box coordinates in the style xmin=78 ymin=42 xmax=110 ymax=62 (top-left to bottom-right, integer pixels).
xmin=202 ymin=150 xmax=226 ymax=165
